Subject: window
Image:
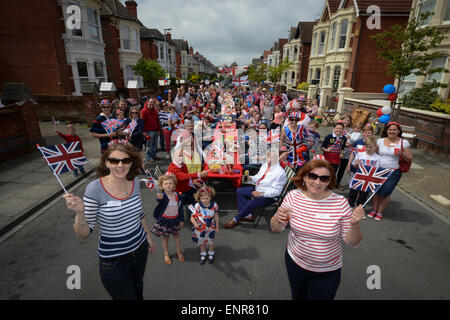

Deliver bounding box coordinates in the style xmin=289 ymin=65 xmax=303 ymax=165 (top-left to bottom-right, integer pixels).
xmin=312 ymin=68 xmax=321 ymax=85
xmin=291 ymin=71 xmax=296 ymax=86
xmin=444 ymin=0 xmax=450 ymax=21
xmin=86 ymin=7 xmax=99 ymax=40
xmin=311 ymin=33 xmax=317 ymax=56
xmin=318 ymin=31 xmax=326 ymax=56
xmin=126 ymin=65 xmax=135 ymax=84
xmin=77 ymin=61 xmax=89 ymax=86
xmin=308 ymin=68 xmax=313 ymax=82
xmin=333 ymin=66 xmax=341 ymax=92
xmin=94 ymin=62 xmax=104 ymax=85
xmin=338 ymin=19 xmax=348 ymax=49
xmin=122 ymin=27 xmax=131 ymax=50
xmin=324 ymin=66 xmax=331 ymax=86
xmin=399 ymin=70 xmax=418 ymax=96
xmin=329 ymin=23 xmax=337 ymax=51
xmin=131 ymin=29 xmax=137 ymax=52
xmin=427 ymin=56 xmax=448 ymax=82
xmin=418 ymin=0 xmax=436 ymax=25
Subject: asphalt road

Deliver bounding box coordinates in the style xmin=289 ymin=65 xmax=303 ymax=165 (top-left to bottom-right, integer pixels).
xmin=0 ymin=175 xmax=449 ymax=301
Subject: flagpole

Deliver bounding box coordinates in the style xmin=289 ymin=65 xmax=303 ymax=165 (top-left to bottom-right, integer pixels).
xmin=36 ymin=144 xmax=68 ymax=194
xmin=361 ymin=169 xmax=395 ymax=208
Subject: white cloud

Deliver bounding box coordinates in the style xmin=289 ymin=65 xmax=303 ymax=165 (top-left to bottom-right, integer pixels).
xmin=133 ymin=0 xmax=325 ymax=66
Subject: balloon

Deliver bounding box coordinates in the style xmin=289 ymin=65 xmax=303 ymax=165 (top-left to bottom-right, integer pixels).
xmin=164 ymin=89 xmax=168 ymax=94
xmin=387 ymin=93 xmax=397 ymax=102
xmin=379 ymin=114 xmax=390 ymax=124
xmin=381 ymin=105 xmax=392 ymax=114
xmin=376 ymin=108 xmax=384 ymax=117
xmin=383 ymin=84 xmax=396 ymax=95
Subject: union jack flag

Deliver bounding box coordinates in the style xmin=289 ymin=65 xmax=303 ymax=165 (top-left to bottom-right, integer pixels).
xmin=101 ymin=118 xmax=125 ymax=135
xmin=143 ymin=169 xmax=156 ymax=190
xmin=350 ymin=164 xmax=394 ymax=193
xmin=124 ymin=120 xmax=137 ymax=134
xmin=38 ymin=142 xmax=87 ymax=175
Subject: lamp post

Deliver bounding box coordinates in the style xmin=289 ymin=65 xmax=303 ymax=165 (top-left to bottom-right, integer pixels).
xmin=163 ymin=27 xmax=172 ymax=77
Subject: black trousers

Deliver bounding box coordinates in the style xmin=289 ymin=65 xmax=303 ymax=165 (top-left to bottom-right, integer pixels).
xmin=99 ymin=241 xmax=148 ymax=300
xmin=285 ymin=251 xmax=341 ymax=300
xmin=348 ymin=188 xmax=369 ymax=207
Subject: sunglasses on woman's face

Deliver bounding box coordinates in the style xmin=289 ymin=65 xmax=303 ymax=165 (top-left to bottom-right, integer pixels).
xmin=289 ymin=118 xmax=300 ymax=122
xmin=306 ymin=172 xmax=330 ymax=183
xmin=107 ymin=157 xmax=132 ymax=165
xmin=131 ymin=111 xmax=139 ymax=114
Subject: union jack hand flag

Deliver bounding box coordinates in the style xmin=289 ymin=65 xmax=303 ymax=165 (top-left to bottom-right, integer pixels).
xmin=350 ymin=164 xmax=394 ymax=193
xmin=101 ymin=118 xmax=125 ymax=135
xmin=38 ymin=142 xmax=87 ymax=175
xmin=124 ymin=120 xmax=137 ymax=135
xmin=143 ymin=169 xmax=156 ymax=190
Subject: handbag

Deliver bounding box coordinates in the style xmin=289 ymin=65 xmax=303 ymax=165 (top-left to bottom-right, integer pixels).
xmin=398 ymin=138 xmax=411 ymax=173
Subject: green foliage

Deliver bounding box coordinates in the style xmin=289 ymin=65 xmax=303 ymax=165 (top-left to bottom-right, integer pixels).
xmin=248 ymin=63 xmax=267 ymax=83
xmin=188 ymin=73 xmax=201 ymax=84
xmin=430 ymin=99 xmax=450 ymax=114
xmin=297 ymin=82 xmax=310 ymax=91
xmin=371 ymin=10 xmax=448 ymax=119
xmin=267 ymin=59 xmax=292 ymax=83
xmin=402 ymin=82 xmax=439 ymax=110
xmin=132 ymin=58 xmax=164 ymax=89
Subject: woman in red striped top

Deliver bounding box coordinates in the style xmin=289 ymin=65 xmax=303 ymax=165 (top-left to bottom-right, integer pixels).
xmin=270 ymin=159 xmax=364 ymax=300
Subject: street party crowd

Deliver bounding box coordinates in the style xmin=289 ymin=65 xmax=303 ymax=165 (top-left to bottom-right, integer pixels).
xmin=62 ymin=83 xmax=413 ymax=300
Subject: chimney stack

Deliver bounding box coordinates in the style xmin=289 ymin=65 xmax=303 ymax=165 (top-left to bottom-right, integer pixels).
xmin=125 ymin=0 xmax=137 ymax=18
xmin=189 ymin=47 xmax=194 ymax=54
xmin=165 ymin=32 xmax=171 ymax=41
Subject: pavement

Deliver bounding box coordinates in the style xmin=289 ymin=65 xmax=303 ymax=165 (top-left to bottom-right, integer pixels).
xmin=0 ymin=121 xmax=449 ymax=239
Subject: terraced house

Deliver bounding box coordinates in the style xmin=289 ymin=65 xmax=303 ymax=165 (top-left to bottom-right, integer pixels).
xmin=307 ymin=0 xmax=413 ymax=108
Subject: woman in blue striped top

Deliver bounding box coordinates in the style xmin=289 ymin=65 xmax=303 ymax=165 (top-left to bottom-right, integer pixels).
xmin=64 ymin=142 xmax=156 ymax=300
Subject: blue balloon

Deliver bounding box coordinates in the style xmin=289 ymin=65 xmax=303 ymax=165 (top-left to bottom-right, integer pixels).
xmin=383 ymin=84 xmax=396 ymax=95
xmin=379 ymin=114 xmax=390 ymax=124
xmin=164 ymin=90 xmax=168 ymax=93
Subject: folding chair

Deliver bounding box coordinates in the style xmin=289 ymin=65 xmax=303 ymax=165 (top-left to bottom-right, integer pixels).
xmin=253 ymin=166 xmax=296 ymax=227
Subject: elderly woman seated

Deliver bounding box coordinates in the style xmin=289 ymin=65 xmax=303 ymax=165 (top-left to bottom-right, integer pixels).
xmin=224 ymin=149 xmax=287 ymax=229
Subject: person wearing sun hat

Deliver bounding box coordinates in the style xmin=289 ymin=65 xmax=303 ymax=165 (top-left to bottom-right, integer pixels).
xmin=90 ymin=98 xmax=115 ymax=153
xmin=280 ymin=111 xmax=311 ymax=171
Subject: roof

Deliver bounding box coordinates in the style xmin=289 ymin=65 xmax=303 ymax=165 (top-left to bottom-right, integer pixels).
xmin=140 ymin=28 xmax=165 ymax=41
xmin=354 ymin=0 xmax=413 ymax=14
xmin=295 ymin=21 xmax=314 ymax=43
xmin=328 ymin=0 xmax=341 ymax=14
xmin=100 ymin=0 xmax=143 ymax=24
xmin=172 ymin=39 xmax=189 ymax=53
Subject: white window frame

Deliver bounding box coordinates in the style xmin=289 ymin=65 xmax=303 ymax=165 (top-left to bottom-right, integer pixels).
xmin=444 ymin=0 xmax=450 ymax=21
xmin=311 ymin=33 xmax=317 ymax=56
xmin=333 ymin=66 xmax=341 ymax=92
xmin=427 ymin=56 xmax=448 ymax=83
xmin=86 ymin=7 xmax=100 ymax=41
xmin=76 ymin=61 xmax=89 ymax=86
xmin=318 ymin=31 xmax=326 ymax=56
xmin=122 ymin=26 xmax=131 ymax=50
xmin=329 ymin=22 xmax=337 ymax=52
xmin=94 ymin=61 xmax=105 ymax=85
xmin=417 ymin=0 xmax=437 ymax=25
xmin=338 ymin=19 xmax=348 ymax=50
xmin=324 ymin=66 xmax=331 ymax=86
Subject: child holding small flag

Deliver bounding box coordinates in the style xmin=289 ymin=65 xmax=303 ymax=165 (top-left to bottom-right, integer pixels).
xmin=190 ymin=186 xmax=219 ymax=265
xmin=53 ymin=123 xmax=86 ymax=177
xmin=347 ymin=136 xmax=381 ymax=211
xmin=321 ymin=122 xmax=347 ymax=177
xmin=151 ymin=174 xmax=185 ymax=265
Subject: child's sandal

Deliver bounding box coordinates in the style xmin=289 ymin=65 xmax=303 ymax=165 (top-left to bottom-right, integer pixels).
xmin=164 ymin=254 xmax=172 ymax=265
xmin=177 ymin=251 xmax=185 ymax=263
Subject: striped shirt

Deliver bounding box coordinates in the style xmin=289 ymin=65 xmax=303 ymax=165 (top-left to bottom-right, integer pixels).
xmin=159 ymin=111 xmax=171 ymax=130
xmin=83 ymin=177 xmax=147 ymax=259
xmin=280 ymin=189 xmax=353 ymax=272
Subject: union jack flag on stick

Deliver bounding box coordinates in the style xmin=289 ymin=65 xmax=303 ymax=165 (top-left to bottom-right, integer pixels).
xmin=37 ymin=142 xmax=88 ymax=193
xmin=349 ymin=164 xmax=395 ymax=208
xmin=101 ymin=118 xmax=125 ymax=136
xmin=141 ymin=169 xmax=157 ymax=191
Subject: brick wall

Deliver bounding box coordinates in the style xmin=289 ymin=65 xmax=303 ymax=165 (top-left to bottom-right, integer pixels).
xmin=0 ymin=101 xmax=45 ymax=162
xmin=101 ymin=17 xmax=124 ymax=89
xmin=343 ymin=99 xmax=450 ymax=158
xmin=299 ymin=44 xmax=311 ymax=83
xmin=347 ymin=16 xmax=407 ymax=92
xmin=33 ymin=94 xmax=101 ymax=124
xmin=0 ymin=0 xmax=74 ymax=95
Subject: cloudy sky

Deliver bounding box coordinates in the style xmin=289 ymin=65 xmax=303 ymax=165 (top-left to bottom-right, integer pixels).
xmin=134 ymin=0 xmax=326 ymax=67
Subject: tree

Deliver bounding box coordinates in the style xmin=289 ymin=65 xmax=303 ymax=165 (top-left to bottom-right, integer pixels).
xmin=371 ymin=11 xmax=448 ymax=120
xmin=132 ymin=58 xmax=165 ymax=89
xmin=248 ymin=63 xmax=267 ymax=83
xmin=267 ymin=58 xmax=292 ymax=84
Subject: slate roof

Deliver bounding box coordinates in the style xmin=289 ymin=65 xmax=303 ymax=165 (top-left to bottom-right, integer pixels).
xmin=100 ymin=0 xmax=143 ymax=24
xmin=355 ymin=0 xmax=413 ymax=14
